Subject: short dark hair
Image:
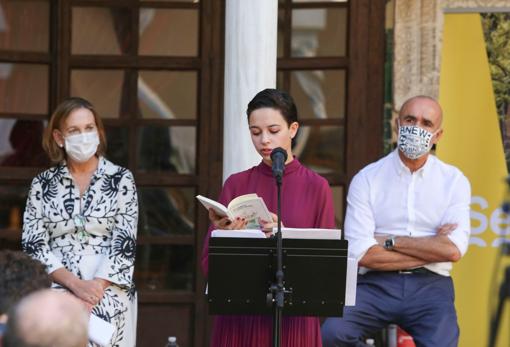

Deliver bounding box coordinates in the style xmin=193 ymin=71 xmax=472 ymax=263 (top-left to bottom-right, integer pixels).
xmin=246 ymin=89 xmax=298 ymax=125
xmin=0 ymin=250 xmax=51 ymax=315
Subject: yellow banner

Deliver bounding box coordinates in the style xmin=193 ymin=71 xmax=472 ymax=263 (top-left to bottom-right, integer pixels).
xmin=437 ymin=13 xmax=508 ymax=347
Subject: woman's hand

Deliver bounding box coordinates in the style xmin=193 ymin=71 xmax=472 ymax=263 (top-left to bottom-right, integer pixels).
xmin=69 ymin=278 xmax=105 ymax=306
xmin=260 ymin=213 xmax=284 ymax=237
xmin=93 ymin=278 xmax=111 ymax=291
xmin=79 ymin=279 xmax=109 ymax=312
xmin=80 ymin=298 xmax=95 ymax=313
xmin=208 ymin=209 xmax=247 ymax=230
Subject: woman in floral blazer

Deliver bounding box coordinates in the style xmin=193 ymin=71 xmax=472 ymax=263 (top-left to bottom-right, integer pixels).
xmin=22 ymin=97 xmax=138 ymax=347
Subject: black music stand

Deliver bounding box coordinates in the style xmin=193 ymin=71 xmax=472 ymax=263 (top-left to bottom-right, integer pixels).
xmin=207 ymin=237 xmax=348 ymax=317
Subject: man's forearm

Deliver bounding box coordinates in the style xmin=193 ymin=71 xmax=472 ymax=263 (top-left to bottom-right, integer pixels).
xmin=359 ymin=245 xmax=428 ymax=270
xmin=393 ymin=235 xmax=461 ymax=263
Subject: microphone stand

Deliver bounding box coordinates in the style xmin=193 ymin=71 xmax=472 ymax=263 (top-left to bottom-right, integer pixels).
xmin=267 ymin=148 xmax=290 ymax=347
xmin=268 ymin=173 xmax=285 ymax=347
xmin=488 ymin=240 xmax=510 ymax=347
xmin=489 ymin=265 xmax=510 ymax=347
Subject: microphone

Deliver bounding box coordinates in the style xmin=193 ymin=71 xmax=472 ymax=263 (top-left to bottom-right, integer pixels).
xmin=271 ymin=147 xmax=288 ymax=182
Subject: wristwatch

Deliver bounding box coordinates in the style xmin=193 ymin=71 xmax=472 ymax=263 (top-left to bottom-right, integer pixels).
xmin=384 ymin=236 xmax=396 ymax=250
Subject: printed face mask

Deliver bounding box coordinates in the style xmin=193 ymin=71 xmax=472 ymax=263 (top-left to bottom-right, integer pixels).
xmin=397 ymin=122 xmax=439 ymax=160
xmin=64 ymin=132 xmax=99 ymax=163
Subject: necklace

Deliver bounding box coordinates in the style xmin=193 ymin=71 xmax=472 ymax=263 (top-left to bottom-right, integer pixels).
xmin=74 ymin=191 xmax=89 ymax=243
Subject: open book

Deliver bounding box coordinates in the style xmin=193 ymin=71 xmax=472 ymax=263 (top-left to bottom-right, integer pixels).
xmin=196 ymin=193 xmax=273 ymax=229
xmin=211 ymin=227 xmax=342 ymax=240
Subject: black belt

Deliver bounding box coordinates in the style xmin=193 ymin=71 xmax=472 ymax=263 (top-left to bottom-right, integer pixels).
xmin=362 ymin=267 xmax=437 ymax=275
xmin=393 ymin=267 xmax=433 ymax=275
xmin=363 ymin=267 xmax=434 ymax=275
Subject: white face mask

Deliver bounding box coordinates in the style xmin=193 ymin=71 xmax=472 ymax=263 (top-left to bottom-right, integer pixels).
xmin=397 ymin=122 xmax=439 ymax=160
xmin=64 ymin=132 xmax=100 ymax=163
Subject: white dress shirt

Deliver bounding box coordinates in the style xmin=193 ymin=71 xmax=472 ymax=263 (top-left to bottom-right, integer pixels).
xmin=345 ymin=149 xmax=471 ymax=276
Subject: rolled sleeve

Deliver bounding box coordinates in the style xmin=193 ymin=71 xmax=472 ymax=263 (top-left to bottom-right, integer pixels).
xmin=344 ymin=172 xmax=378 ymax=261
xmin=443 ymin=174 xmax=471 ymax=256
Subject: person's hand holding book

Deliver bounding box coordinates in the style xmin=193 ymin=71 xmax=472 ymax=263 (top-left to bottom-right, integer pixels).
xmin=260 ymin=212 xmax=284 ymax=237
xmin=208 ymin=209 xmax=247 ymax=230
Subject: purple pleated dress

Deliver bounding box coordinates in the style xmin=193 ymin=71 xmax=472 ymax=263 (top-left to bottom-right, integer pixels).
xmin=201 ymin=159 xmax=336 ymax=347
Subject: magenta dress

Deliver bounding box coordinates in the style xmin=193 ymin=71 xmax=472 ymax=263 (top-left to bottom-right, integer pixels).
xmin=201 ymin=159 xmax=336 ymax=347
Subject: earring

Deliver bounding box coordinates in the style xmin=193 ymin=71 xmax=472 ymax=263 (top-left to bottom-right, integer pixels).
xmin=58 ymin=143 xmax=64 ymax=148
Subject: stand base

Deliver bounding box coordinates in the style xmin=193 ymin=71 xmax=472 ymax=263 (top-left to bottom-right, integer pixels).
xmin=489 ymin=266 xmax=510 ymax=347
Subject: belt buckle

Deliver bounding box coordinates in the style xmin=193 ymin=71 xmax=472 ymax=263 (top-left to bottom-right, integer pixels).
xmin=397 ymin=269 xmax=414 ymax=275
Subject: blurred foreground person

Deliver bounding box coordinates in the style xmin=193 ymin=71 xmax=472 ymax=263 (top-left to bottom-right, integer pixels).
xmin=3 ymin=289 xmax=88 ymax=347
xmin=0 ymin=250 xmax=51 ymax=336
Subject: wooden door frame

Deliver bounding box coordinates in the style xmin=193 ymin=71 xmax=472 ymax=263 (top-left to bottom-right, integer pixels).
xmin=346 ymin=0 xmax=386 ymax=181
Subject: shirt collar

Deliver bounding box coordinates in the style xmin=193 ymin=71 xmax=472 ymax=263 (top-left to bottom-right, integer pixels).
xmin=59 ymin=156 xmax=117 ymax=179
xmin=257 ymin=156 xmax=301 ymax=177
xmin=392 ymin=149 xmax=434 ymax=178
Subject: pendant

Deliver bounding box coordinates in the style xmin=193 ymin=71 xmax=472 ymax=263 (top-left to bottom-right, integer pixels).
xmin=74 ymin=214 xmax=89 ymax=242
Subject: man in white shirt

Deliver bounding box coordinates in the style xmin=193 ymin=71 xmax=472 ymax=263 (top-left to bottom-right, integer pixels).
xmin=321 ymin=96 xmax=471 ymax=347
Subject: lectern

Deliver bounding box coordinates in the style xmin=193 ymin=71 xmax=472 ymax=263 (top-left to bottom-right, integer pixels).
xmin=208 ymin=236 xmax=348 ymax=317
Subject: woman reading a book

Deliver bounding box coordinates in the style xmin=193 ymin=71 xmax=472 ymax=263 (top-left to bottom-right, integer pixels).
xmin=201 ymin=88 xmax=336 ymax=347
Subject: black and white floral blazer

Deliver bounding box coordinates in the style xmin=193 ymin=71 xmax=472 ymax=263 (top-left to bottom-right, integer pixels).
xmin=22 ymin=157 xmax=138 ymax=291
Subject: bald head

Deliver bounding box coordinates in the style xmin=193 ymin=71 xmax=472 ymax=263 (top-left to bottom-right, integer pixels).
xmin=398 ymin=95 xmax=443 ymax=130
xmin=3 ymin=290 xmax=89 ymax=347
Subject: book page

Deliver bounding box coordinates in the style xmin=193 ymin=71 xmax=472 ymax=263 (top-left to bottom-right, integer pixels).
xmin=211 ymin=229 xmax=266 ymax=238
xmin=196 ymin=195 xmax=230 ymax=218
xmin=228 ymin=197 xmax=273 ymax=229
xmin=345 ymin=257 xmax=358 ymax=306
xmin=89 ymin=314 xmax=115 ymax=346
xmin=274 ymin=227 xmax=342 ymax=240
xmin=227 ymin=193 xmax=258 ymax=207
